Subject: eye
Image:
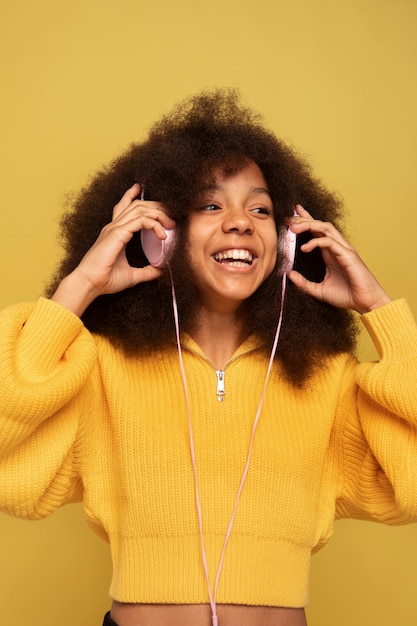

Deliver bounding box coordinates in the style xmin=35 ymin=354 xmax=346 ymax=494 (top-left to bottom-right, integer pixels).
xmin=200 ymin=204 xmax=220 ymax=211
xmin=251 ymin=206 xmax=272 ymax=216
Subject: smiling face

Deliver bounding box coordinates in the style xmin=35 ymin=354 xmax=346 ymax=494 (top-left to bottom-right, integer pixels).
xmin=187 ymin=161 xmax=278 ymax=314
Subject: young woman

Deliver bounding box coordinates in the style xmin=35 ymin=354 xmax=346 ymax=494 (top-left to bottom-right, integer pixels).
xmin=1 ymin=90 xmax=416 ymax=626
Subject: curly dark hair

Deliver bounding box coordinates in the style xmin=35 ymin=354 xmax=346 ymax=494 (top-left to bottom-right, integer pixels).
xmin=46 ymin=88 xmax=358 ymax=386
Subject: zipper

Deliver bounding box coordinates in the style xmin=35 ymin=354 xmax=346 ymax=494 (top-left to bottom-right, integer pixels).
xmin=182 ymin=344 xmax=258 ymax=402
xmin=215 ymin=370 xmax=225 ymax=402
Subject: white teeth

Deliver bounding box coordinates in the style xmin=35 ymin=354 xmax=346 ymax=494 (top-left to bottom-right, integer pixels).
xmin=213 ymin=249 xmax=253 ymax=264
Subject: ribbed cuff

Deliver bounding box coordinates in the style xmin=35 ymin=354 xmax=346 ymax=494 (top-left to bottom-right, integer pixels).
xmin=19 ymin=297 xmax=89 ymax=376
xmin=361 ymin=299 xmax=417 ymax=361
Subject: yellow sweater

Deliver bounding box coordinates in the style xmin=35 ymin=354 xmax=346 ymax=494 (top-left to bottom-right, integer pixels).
xmin=0 ymin=297 xmax=417 ymax=608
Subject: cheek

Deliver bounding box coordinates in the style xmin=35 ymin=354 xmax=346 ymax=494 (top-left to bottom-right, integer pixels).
xmin=186 ymin=222 xmax=212 ymax=266
xmin=186 ymin=235 xmax=206 ymax=276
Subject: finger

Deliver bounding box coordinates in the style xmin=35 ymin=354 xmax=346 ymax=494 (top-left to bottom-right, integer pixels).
xmin=114 ymin=206 xmax=176 ymax=235
xmin=112 ymin=184 xmax=171 ymax=223
xmin=294 ymin=204 xmax=311 ymax=218
xmin=287 ymin=270 xmax=324 ymax=300
xmin=300 ymin=233 xmax=356 ymax=261
xmin=112 ymin=184 xmax=141 ymax=219
xmin=288 ymin=205 xmax=316 ymax=230
xmin=130 ymin=264 xmax=164 ymax=285
xmin=101 ymin=263 xmax=164 ymax=296
xmin=132 ymin=214 xmax=175 ymax=239
xmin=285 ymin=205 xmax=308 ymax=227
xmin=291 ymin=216 xmax=352 ymax=250
xmin=136 ymin=207 xmax=175 ymax=231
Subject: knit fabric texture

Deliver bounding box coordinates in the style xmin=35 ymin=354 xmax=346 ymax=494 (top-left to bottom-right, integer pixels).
xmin=1 ymin=298 xmax=417 ymax=607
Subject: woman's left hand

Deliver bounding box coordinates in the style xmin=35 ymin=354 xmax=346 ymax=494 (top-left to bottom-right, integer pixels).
xmin=287 ymin=206 xmax=392 ymax=314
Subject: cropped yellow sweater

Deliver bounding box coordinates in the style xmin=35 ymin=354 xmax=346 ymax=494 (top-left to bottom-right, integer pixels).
xmin=0 ymin=298 xmax=417 ymax=608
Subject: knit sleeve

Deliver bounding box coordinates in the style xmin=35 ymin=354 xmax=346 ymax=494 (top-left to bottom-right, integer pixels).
xmin=335 ymin=299 xmax=417 ymax=524
xmin=0 ymin=298 xmax=97 ymax=519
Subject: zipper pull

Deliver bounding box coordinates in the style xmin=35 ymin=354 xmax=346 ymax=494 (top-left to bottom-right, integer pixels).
xmin=216 ymin=370 xmax=226 ymax=402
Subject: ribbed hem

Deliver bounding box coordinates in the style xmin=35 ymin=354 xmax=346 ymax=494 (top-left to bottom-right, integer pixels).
xmin=109 ymin=533 xmax=310 ymax=608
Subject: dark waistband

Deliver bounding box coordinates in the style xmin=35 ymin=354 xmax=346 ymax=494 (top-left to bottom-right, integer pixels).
xmin=103 ymin=612 xmax=118 ymax=626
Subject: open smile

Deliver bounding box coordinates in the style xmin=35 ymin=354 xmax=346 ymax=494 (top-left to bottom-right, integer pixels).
xmin=212 ymin=248 xmax=254 ymax=267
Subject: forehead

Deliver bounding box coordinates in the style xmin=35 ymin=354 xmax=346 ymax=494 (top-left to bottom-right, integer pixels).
xmin=199 ymin=161 xmax=270 ymax=197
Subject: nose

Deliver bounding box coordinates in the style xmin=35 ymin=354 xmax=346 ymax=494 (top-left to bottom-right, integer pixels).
xmin=221 ymin=206 xmax=254 ymax=234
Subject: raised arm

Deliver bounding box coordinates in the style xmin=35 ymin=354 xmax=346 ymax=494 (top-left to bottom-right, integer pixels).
xmin=288 ymin=206 xmax=391 ymax=314
xmin=51 ymin=184 xmax=175 ymax=316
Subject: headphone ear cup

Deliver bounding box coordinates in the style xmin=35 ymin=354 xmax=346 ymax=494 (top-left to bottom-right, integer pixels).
xmin=140 ymin=228 xmax=176 ymax=268
xmin=279 ymin=226 xmax=297 ymax=275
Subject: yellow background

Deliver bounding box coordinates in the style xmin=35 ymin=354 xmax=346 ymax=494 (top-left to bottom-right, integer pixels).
xmin=0 ymin=0 xmax=416 ymax=624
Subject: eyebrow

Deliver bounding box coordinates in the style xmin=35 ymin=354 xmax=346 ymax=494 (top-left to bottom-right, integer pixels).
xmin=199 ymin=183 xmax=272 ymax=198
xmin=251 ymin=187 xmax=272 ymax=198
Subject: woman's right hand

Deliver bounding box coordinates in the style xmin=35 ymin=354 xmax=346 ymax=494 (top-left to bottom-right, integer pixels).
xmin=50 ymin=183 xmax=175 ymax=316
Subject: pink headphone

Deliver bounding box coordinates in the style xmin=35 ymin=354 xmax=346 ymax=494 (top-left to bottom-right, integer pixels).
xmin=141 ymin=221 xmax=296 ymax=273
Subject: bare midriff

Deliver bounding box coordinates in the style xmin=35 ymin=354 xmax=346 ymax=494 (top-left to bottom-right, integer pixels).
xmin=110 ymin=602 xmax=307 ymax=626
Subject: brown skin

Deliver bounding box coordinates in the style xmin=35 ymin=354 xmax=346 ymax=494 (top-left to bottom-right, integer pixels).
xmin=186 ymin=163 xmax=278 ymax=366
xmin=110 ymin=602 xmax=307 ymax=626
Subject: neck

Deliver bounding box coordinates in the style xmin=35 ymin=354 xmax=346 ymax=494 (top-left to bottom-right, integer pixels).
xmin=189 ymin=309 xmax=249 ymax=369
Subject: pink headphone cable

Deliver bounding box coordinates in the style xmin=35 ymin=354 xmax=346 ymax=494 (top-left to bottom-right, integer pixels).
xmin=169 ymin=268 xmax=289 ymax=626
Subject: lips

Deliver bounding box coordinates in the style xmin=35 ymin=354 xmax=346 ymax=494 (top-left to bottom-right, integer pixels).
xmin=212 ymin=248 xmax=254 ymax=266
